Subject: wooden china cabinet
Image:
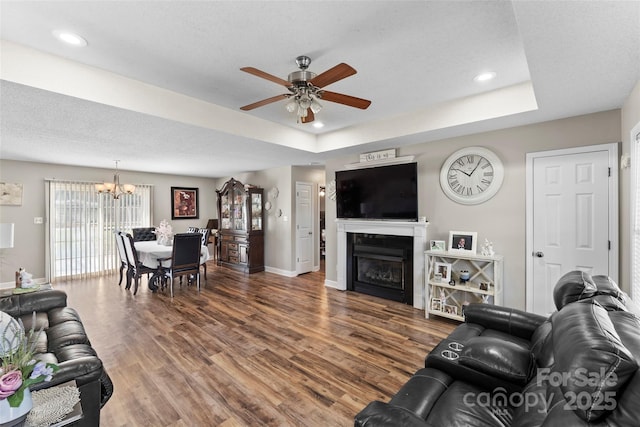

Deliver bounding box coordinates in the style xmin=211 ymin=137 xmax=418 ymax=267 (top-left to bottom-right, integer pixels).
xmin=216 ymin=178 xmax=264 ymax=273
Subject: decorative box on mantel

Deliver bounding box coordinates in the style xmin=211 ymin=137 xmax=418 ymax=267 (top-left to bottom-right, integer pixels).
xmin=334 ymin=219 xmax=429 ymax=310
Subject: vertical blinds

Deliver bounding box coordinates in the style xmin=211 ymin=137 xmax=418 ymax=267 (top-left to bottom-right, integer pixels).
xmin=47 ymin=180 xmax=152 ymax=281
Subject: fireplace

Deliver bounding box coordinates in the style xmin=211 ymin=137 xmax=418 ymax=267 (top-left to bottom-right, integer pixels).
xmin=347 ymin=233 xmax=413 ymax=305
xmin=333 ymin=220 xmax=429 ymax=309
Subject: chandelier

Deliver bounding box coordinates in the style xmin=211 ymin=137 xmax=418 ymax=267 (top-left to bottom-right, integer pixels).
xmin=95 ymin=161 xmax=135 ymax=199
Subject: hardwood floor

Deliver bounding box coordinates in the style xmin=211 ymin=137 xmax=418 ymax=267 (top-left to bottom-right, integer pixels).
xmin=54 ymin=261 xmax=456 ymax=426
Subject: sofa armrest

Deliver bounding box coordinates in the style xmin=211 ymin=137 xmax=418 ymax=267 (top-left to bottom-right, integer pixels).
xmin=355 ymin=401 xmax=427 ymax=427
xmin=0 ymin=290 xmax=67 ymax=318
xmin=463 ymin=304 xmax=547 ymax=340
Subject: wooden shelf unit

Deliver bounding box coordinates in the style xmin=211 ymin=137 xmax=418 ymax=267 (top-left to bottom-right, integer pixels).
xmin=425 ymin=250 xmax=503 ymax=321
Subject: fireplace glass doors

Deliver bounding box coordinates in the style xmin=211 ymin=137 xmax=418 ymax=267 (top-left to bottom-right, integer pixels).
xmin=347 ymin=233 xmax=413 ymax=304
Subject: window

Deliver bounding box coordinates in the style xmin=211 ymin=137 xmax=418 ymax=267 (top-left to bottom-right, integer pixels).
xmin=632 ymin=127 xmax=640 ymax=302
xmin=46 ymin=180 xmax=152 ymax=281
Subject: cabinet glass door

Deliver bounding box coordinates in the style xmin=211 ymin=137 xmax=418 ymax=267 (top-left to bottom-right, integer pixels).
xmin=220 ymin=193 xmax=231 ymax=230
xmin=251 ymin=193 xmax=262 ymax=231
xmin=233 ymin=187 xmax=246 ymax=231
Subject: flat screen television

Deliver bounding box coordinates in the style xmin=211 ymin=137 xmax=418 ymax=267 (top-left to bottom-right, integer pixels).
xmin=336 ymin=162 xmax=418 ymax=220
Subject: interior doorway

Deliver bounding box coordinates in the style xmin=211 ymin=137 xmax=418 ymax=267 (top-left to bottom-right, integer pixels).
xmin=525 ymin=143 xmax=618 ymax=315
xmin=295 ymin=181 xmax=314 ymax=275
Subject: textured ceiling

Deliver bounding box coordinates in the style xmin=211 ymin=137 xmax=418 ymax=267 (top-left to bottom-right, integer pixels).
xmin=1 ymin=1 xmax=638 ymax=177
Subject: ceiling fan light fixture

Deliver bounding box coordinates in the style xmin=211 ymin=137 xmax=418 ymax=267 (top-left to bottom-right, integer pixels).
xmin=310 ymin=97 xmax=322 ymax=114
xmin=285 ymin=98 xmax=297 ymax=113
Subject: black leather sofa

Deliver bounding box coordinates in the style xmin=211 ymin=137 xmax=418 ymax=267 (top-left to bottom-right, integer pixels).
xmin=355 ymin=271 xmax=640 ymax=426
xmin=0 ymin=290 xmax=113 ymax=426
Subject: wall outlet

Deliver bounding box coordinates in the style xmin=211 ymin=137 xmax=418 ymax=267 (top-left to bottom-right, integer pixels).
xmin=34 ymin=217 xmax=43 ymax=224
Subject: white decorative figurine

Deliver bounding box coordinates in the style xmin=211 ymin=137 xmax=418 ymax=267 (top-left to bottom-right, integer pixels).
xmin=481 ymin=238 xmax=495 ymax=257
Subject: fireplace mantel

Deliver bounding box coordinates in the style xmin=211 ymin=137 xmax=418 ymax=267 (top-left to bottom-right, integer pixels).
xmin=334 ymin=219 xmax=429 ymax=309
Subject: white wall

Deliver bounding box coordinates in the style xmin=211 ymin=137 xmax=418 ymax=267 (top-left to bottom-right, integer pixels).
xmin=620 ymin=80 xmax=640 ymax=292
xmin=325 ymin=110 xmax=622 ymax=309
xmin=0 ymin=160 xmax=217 ymax=283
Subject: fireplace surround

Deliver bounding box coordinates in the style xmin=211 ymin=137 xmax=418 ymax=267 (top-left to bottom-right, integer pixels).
xmin=334 ymin=220 xmax=429 ymax=309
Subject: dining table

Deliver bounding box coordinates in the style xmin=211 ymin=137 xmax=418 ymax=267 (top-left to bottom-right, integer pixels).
xmin=134 ymin=240 xmax=210 ymax=291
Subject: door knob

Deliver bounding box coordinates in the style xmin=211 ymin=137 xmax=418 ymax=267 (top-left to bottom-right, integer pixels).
xmin=534 ymin=251 xmax=544 ymax=258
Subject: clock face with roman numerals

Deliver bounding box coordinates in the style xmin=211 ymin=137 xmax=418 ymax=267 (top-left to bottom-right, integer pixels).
xmin=440 ymin=147 xmax=504 ymax=205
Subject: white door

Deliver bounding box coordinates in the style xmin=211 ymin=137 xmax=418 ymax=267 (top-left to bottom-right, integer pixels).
xmin=526 ymin=144 xmax=618 ymax=315
xmin=296 ymin=182 xmax=314 ymax=275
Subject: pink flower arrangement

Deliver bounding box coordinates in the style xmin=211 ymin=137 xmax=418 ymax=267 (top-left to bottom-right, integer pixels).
xmin=1 ymin=313 xmax=59 ymax=407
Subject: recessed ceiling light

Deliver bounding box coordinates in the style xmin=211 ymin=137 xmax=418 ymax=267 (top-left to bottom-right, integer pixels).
xmin=52 ymin=30 xmax=87 ymax=47
xmin=313 ymin=122 xmax=324 ymax=129
xmin=473 ymin=71 xmax=496 ymax=82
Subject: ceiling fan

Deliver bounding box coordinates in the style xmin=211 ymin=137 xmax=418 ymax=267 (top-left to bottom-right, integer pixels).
xmin=240 ymin=56 xmax=371 ymax=124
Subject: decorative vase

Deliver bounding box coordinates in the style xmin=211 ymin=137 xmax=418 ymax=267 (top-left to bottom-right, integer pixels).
xmin=459 ymin=270 xmax=470 ymax=283
xmin=157 ymin=235 xmax=172 ymax=246
xmin=0 ymin=388 xmax=33 ymax=427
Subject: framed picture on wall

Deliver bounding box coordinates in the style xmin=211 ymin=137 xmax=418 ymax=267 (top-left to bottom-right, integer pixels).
xmin=448 ymin=230 xmax=478 ymax=254
xmin=171 ymin=187 xmax=199 ymax=219
xmin=0 ymin=182 xmax=23 ymax=206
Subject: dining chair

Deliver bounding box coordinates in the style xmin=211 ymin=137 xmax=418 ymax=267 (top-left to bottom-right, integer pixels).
xmin=122 ymin=232 xmax=156 ymax=295
xmin=157 ymin=233 xmax=202 ymax=297
xmin=197 ymin=228 xmax=210 ymax=279
xmin=206 ymin=219 xmax=219 ymax=260
xmin=114 ymin=231 xmax=128 ymax=286
xmin=132 ymin=227 xmax=157 ymax=242
xmin=186 ymin=226 xmax=198 ymax=233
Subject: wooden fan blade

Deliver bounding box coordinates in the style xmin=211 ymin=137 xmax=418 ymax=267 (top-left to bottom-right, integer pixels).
xmin=320 ymin=91 xmax=371 ymax=109
xmin=241 ymin=67 xmax=291 ymax=87
xmin=301 ymin=109 xmax=315 ymax=124
xmin=240 ymin=94 xmax=288 ymax=111
xmin=309 ymin=63 xmax=356 ymax=88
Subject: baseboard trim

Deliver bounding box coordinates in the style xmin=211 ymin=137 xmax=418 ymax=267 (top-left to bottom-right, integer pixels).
xmin=324 ymin=279 xmax=340 ymax=289
xmin=264 ymin=266 xmax=298 ymax=278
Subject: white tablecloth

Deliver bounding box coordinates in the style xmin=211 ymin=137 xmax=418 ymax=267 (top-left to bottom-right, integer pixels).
xmin=134 ymin=241 xmax=210 ymax=269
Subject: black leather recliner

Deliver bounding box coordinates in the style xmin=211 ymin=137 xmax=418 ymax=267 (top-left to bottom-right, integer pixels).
xmin=355 ymin=271 xmax=640 ymax=426
xmin=0 ymin=290 xmax=113 ymax=426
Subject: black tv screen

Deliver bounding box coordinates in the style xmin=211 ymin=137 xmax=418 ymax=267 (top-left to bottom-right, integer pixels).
xmin=336 ymin=163 xmax=418 ymax=220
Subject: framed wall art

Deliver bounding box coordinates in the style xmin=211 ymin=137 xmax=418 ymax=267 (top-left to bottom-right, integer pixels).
xmin=448 ymin=230 xmax=478 ymax=254
xmin=0 ymin=182 xmax=23 ymax=206
xmin=171 ymin=187 xmax=199 ymax=219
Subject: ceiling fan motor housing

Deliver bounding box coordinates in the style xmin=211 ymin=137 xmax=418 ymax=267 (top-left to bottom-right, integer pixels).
xmin=288 ymin=70 xmax=317 ymax=86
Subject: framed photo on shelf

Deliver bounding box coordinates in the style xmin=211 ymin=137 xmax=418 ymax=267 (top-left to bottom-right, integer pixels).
xmin=448 ymin=230 xmax=478 ymax=254
xmin=444 ymin=305 xmax=458 ymax=315
xmin=430 ymin=298 xmax=442 ymax=311
xmin=430 ymin=240 xmax=446 ymax=252
xmin=434 ymin=262 xmax=452 ymax=282
xmin=171 ymin=187 xmax=199 ymax=219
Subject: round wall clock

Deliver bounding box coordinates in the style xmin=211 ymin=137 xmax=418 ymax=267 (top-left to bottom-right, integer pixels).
xmin=439 ymin=146 xmax=504 ymax=205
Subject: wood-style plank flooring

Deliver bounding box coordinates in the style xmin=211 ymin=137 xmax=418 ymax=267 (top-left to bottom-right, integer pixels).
xmin=53 ymin=261 xmax=456 ymax=426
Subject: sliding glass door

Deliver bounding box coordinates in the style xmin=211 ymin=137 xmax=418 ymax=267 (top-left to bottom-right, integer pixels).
xmin=46 ymin=180 xmax=152 ymax=281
